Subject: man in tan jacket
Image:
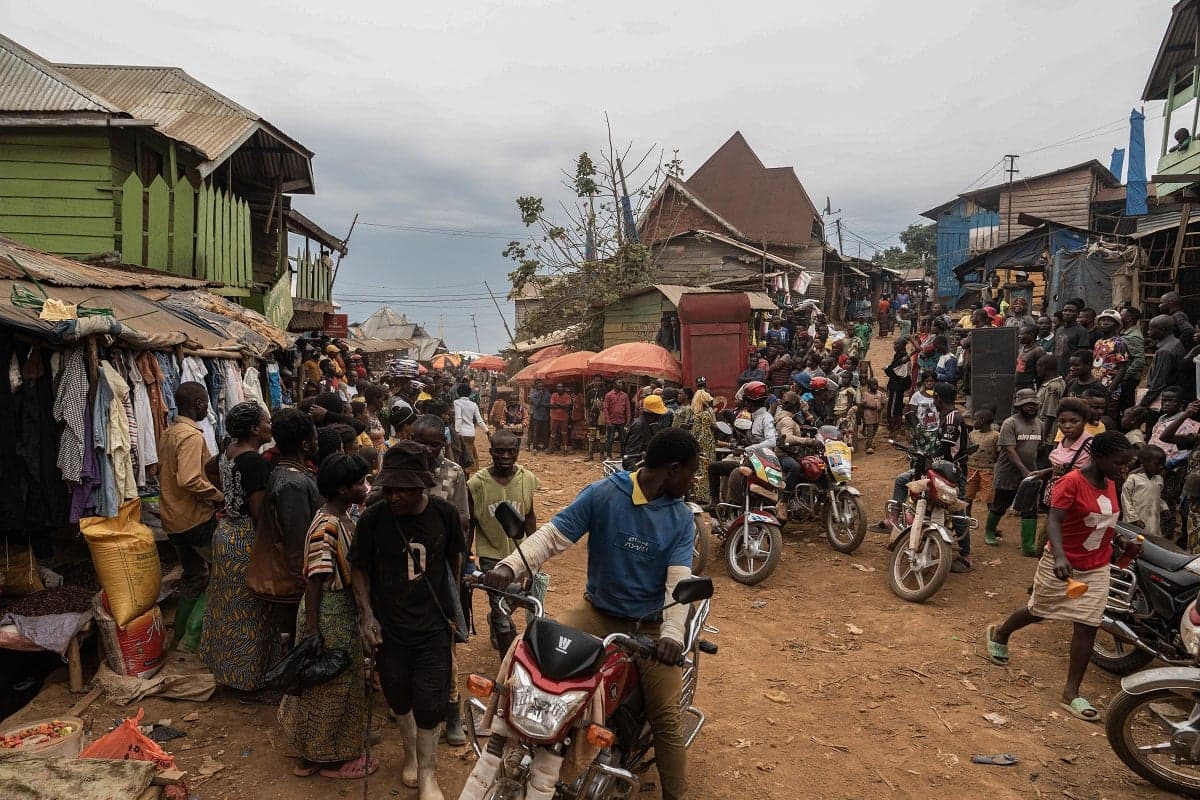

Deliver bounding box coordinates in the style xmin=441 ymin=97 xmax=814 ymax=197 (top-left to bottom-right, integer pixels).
xmin=158 ymin=382 xmax=224 ymax=637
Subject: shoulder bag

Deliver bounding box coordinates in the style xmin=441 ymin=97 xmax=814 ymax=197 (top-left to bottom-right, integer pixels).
xmin=246 ymin=466 xmax=309 ymax=603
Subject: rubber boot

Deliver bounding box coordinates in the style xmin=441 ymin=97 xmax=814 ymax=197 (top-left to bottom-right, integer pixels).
xmin=172 ymin=594 xmax=198 ymax=649
xmin=443 ymin=700 xmax=466 ymax=746
xmin=1020 ymin=517 xmax=1039 ymax=557
xmin=490 ymin=609 xmax=516 ymax=655
xmin=983 ymin=512 xmax=1001 ymax=547
xmin=416 ymin=726 xmax=445 ymax=800
xmin=396 ymin=711 xmax=419 ymax=788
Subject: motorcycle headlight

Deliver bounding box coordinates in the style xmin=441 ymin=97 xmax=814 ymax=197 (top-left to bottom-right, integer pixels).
xmin=505 ymin=662 xmax=589 ymax=739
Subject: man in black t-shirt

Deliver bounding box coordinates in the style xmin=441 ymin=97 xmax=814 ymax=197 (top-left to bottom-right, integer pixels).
xmin=351 ymin=441 xmax=464 ymax=799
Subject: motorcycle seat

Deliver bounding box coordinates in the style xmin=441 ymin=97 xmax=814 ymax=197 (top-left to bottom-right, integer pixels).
xmin=523 ymin=617 xmax=607 ymax=681
xmin=1139 ymin=535 xmax=1199 ymax=573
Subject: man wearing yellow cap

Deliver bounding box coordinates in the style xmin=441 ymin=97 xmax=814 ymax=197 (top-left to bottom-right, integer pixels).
xmin=622 ymin=394 xmax=668 ymax=468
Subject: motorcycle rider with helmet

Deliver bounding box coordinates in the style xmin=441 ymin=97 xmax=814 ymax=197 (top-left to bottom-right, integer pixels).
xmin=480 ymin=428 xmax=701 ymax=800
xmin=873 ymin=381 xmax=973 ymax=572
xmin=706 ymin=380 xmax=777 ymax=508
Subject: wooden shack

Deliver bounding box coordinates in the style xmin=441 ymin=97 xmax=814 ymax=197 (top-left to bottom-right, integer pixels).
xmin=601 ymin=284 xmax=777 ymax=351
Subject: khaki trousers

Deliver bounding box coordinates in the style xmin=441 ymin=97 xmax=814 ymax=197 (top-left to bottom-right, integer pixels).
xmin=557 ymin=601 xmax=688 ymax=800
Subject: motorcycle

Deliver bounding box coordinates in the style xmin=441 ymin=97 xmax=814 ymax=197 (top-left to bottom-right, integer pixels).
xmin=458 ymin=575 xmax=719 ymax=800
xmin=601 ymin=458 xmax=711 ymax=575
xmin=1105 ymin=591 xmax=1200 ymax=797
xmin=1092 ymin=523 xmax=1200 ymax=675
xmin=783 ymin=424 xmax=867 ymax=554
xmin=708 ymin=436 xmax=786 ymax=586
xmin=884 ymin=440 xmax=977 ymax=602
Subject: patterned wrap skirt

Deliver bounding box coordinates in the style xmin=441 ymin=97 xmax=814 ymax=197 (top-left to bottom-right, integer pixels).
xmin=200 ymin=514 xmax=292 ymax=691
xmin=278 ymin=589 xmax=366 ymax=763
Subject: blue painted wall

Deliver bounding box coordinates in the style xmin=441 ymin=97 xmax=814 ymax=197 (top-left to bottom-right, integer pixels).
xmin=931 ymin=198 xmax=1000 ymax=302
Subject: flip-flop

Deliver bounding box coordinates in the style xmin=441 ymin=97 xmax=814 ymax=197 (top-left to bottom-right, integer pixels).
xmin=1059 ymin=697 xmax=1100 ymax=722
xmin=319 ymin=755 xmax=379 ymax=780
xmin=293 ymin=762 xmax=320 ymax=778
xmin=971 ymin=753 xmax=1019 ymax=766
xmin=985 ymin=624 xmax=1009 ymax=666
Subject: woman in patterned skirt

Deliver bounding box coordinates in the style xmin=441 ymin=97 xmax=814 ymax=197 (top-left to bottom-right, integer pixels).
xmin=280 ymin=453 xmax=374 ymax=778
xmin=200 ymin=401 xmax=278 ymax=694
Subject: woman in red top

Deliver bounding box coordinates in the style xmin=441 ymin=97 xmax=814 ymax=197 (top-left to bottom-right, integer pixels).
xmin=984 ymin=431 xmax=1134 ymax=722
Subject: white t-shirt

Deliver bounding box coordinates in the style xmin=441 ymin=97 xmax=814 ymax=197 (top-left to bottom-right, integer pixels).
xmin=909 ymin=390 xmax=936 ymax=417
xmin=453 ymin=396 xmax=486 ymax=438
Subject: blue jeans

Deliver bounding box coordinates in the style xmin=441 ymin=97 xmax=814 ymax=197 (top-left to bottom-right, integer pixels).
xmin=891 ymin=469 xmax=970 ymax=558
xmin=780 ymin=456 xmax=802 ymax=493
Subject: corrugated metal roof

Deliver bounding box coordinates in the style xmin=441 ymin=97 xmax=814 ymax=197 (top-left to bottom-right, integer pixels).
xmin=55 ymin=64 xmax=313 ymax=187
xmin=1144 ymin=0 xmax=1199 ymax=101
xmin=0 ymin=235 xmax=214 ymax=289
xmin=0 ymin=34 xmax=123 ymax=113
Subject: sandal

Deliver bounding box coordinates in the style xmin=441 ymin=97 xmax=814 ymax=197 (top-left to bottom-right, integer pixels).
xmin=984 ymin=624 xmax=1009 ymax=666
xmin=1059 ymin=696 xmax=1100 ymax=722
xmin=293 ymin=761 xmax=320 ymax=778
xmin=971 ymin=753 xmax=1019 ymax=766
xmin=319 ymin=754 xmax=379 ymax=779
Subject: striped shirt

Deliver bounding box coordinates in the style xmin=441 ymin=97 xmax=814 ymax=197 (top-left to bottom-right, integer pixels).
xmin=304 ymin=510 xmax=355 ymax=591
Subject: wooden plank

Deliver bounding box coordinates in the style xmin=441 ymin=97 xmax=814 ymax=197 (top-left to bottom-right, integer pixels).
xmin=171 ymin=177 xmax=195 ymax=276
xmin=151 ymin=769 xmax=186 ymax=786
xmin=0 ymin=216 xmax=113 ymax=236
xmin=204 ymin=185 xmax=216 ymax=281
xmin=67 ymin=685 xmax=103 ymax=717
xmin=119 ymin=172 xmax=143 ymax=265
xmin=0 ymin=197 xmax=113 ymax=218
xmin=145 ymin=175 xmax=169 ymax=269
xmin=0 ymin=130 xmax=110 ymax=148
xmin=212 ymin=188 xmax=224 ymax=283
xmin=0 ymin=144 xmax=112 ymax=165
xmin=0 ymin=162 xmax=110 ymax=181
xmin=194 ymin=182 xmax=208 ymax=279
xmin=0 ymin=178 xmax=112 ymax=198
xmin=2 ymin=232 xmax=114 ymax=254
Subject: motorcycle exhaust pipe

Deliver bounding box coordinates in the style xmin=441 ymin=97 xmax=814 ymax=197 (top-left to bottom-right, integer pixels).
xmin=1100 ymin=614 xmax=1159 ymax=656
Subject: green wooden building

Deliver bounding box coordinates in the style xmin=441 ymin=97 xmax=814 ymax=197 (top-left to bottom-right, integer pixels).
xmin=0 ymin=34 xmax=346 ymax=329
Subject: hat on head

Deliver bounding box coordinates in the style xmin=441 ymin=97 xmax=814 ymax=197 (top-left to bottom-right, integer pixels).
xmin=325 ymin=344 xmax=341 ymax=354
xmin=642 ymin=395 xmax=667 ymax=415
xmin=1097 ymin=309 xmax=1122 ymax=324
xmin=696 ymin=376 xmax=707 ymax=386
xmin=1014 ymin=388 xmax=1039 ymax=405
xmin=350 ymin=395 xmax=366 ymax=406
xmin=376 ymin=441 xmax=435 ymax=489
xmin=387 ymin=358 xmax=420 ymax=378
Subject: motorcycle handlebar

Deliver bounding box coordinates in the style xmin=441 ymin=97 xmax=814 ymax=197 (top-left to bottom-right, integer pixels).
xmin=603 ymin=632 xmax=686 ymax=667
xmin=463 ymin=573 xmax=545 ymax=618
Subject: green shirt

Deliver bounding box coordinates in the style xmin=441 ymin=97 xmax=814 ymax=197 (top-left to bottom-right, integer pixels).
xmin=1122 ymin=324 xmax=1145 ymax=381
xmin=468 ymin=465 xmax=539 ymax=560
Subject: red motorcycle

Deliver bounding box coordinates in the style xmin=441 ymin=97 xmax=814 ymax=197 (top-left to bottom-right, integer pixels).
xmin=457 ymin=576 xmax=717 ymax=800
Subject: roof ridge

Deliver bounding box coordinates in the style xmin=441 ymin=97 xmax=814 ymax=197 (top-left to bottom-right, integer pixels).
xmin=55 ymin=63 xmax=261 ymax=121
xmin=0 ymin=33 xmax=125 ymax=114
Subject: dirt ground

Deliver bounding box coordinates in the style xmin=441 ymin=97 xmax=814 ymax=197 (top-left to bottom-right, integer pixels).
xmin=7 ymin=336 xmax=1181 ymax=799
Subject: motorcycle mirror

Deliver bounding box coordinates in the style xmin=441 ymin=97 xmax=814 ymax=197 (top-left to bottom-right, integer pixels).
xmin=671 ymin=576 xmax=714 ymax=605
xmin=493 ymin=501 xmax=527 ymax=541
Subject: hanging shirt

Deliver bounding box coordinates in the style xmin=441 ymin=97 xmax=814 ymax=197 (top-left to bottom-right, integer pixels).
xmin=53 ymin=347 xmax=88 ymax=484
xmin=100 ymin=360 xmax=137 ymax=506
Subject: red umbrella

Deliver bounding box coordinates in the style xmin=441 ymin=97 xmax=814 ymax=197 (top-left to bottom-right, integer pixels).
xmin=528 ymin=345 xmax=569 ymax=364
xmin=471 ymin=355 xmax=506 ymax=372
xmin=587 ymin=343 xmax=682 ymax=383
xmin=539 ymin=350 xmax=597 ymax=383
xmin=511 ymin=362 xmax=545 ymax=385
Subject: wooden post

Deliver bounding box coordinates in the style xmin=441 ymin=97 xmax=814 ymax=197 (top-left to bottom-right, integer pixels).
xmin=67 ymin=633 xmax=83 ymax=693
xmin=1172 ymin=202 xmax=1192 ymax=284
xmin=1163 ymin=72 xmax=1177 ymax=158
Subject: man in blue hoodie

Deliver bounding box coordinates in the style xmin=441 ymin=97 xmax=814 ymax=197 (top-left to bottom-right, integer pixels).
xmin=483 ymin=428 xmax=699 ymax=800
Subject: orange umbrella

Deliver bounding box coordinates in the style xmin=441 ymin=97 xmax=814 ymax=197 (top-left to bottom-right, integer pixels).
xmin=471 ymin=355 xmax=506 ymax=372
xmin=540 ymin=350 xmax=597 ymax=383
xmin=511 ymin=362 xmax=545 ymax=385
xmin=431 ymin=353 xmax=462 ymax=370
xmin=528 ymin=345 xmax=569 ymax=364
xmin=587 ymin=342 xmax=682 ymax=383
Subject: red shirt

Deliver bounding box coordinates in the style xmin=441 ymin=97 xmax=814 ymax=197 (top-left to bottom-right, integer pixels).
xmin=549 ymin=392 xmax=571 ymax=422
xmin=878 ymin=299 xmax=890 ymax=316
xmin=1048 ymin=469 xmax=1120 ymax=571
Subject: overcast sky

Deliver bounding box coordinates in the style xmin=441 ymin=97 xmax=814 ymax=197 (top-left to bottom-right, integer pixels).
xmin=7 ymin=0 xmax=1173 ymax=351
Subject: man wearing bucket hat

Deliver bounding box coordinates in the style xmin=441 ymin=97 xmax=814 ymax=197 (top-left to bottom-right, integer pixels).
xmin=350 ymin=441 xmax=465 ymax=799
xmin=1091 ymin=309 xmax=1129 ymax=416
xmin=984 ymin=388 xmax=1046 ymax=552
xmin=622 ymin=394 xmax=668 ymax=469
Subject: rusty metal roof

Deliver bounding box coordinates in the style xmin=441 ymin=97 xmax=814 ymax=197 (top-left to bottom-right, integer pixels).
xmin=0 ymin=33 xmax=124 ymax=113
xmin=55 ymin=64 xmax=314 ymax=190
xmin=0 ymin=235 xmax=214 ymax=289
xmin=684 ymin=132 xmax=823 ymax=247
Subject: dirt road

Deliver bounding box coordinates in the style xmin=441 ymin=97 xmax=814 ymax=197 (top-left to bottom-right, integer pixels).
xmin=11 ymin=336 xmax=1179 ymax=799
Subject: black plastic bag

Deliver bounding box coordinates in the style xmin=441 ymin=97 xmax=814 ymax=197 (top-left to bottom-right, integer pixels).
xmin=263 ymin=633 xmax=352 ymax=695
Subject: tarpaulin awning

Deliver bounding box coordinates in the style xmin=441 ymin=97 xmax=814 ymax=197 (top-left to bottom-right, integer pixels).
xmin=587 ymin=343 xmax=682 ymax=383
xmin=147 ymin=290 xmax=288 ymax=357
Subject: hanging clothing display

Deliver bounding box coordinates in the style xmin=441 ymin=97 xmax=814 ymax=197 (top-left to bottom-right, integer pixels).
xmin=182 ymin=356 xmax=219 ymax=455
xmin=14 ymin=345 xmax=69 ymax=534
xmin=137 ymin=351 xmax=169 ymax=444
xmin=265 ymin=362 xmax=282 ymax=409
xmin=125 ymin=351 xmax=158 ymax=486
xmin=53 ymin=347 xmax=88 ymax=484
xmin=99 ymin=360 xmax=137 ymax=506
xmin=242 ymin=365 xmax=263 ymax=408
xmin=156 ymin=352 xmax=180 ymax=423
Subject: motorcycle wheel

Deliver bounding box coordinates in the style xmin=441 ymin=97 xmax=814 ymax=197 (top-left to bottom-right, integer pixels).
xmin=724 ymin=523 xmax=782 ymax=585
xmin=824 ymin=493 xmax=867 ymax=554
xmin=1106 ymin=687 xmax=1200 ymax=798
xmin=693 ymin=513 xmax=712 ymax=575
xmin=1091 ymin=629 xmax=1156 ymax=676
xmin=887 ymin=527 xmax=951 ymax=603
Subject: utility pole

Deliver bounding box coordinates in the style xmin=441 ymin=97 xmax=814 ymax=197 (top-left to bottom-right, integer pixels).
xmin=470 ymin=314 xmax=481 ymax=353
xmin=834 ymin=218 xmax=845 ymax=255
xmin=1003 ymin=154 xmax=1019 ymax=244
xmin=483 ymin=280 xmax=516 ymax=349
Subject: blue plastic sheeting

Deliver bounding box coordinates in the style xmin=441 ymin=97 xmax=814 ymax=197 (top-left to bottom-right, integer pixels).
xmin=1110 ymin=148 xmax=1125 ymax=180
xmin=1127 ymin=109 xmax=1149 ymax=216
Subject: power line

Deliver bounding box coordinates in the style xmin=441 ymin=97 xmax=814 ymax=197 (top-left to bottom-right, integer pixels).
xmin=358 ymin=221 xmax=528 ymax=239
